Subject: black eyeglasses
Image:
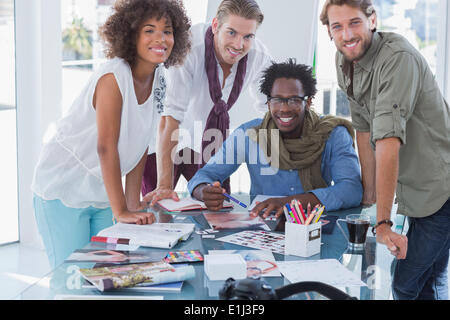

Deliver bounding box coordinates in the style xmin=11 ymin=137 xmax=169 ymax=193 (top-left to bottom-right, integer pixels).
xmin=267 ymin=96 xmax=308 ymax=109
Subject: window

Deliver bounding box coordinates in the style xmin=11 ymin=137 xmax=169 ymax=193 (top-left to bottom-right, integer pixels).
xmin=315 ymin=0 xmax=441 ymax=117
xmin=60 ymin=0 xmax=111 ymax=114
xmin=0 ymin=0 xmax=18 ymax=244
xmin=376 ymin=0 xmax=439 ymax=74
xmin=60 ymin=0 xmax=208 ymax=114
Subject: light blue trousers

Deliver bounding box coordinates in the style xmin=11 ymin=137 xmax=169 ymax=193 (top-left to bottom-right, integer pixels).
xmin=33 ymin=195 xmax=113 ymax=268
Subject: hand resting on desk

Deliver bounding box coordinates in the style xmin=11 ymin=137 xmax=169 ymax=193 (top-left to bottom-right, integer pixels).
xmin=250 ymin=197 xmax=290 ymax=219
xmin=114 ymin=210 xmax=156 ymax=225
xmin=142 ymin=187 xmax=180 ymax=207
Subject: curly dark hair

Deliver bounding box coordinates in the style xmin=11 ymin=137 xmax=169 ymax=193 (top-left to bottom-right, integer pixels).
xmin=260 ymin=58 xmax=317 ymax=98
xmin=99 ymin=0 xmax=191 ymax=68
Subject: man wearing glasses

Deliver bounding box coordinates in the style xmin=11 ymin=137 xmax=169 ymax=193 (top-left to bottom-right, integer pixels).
xmin=188 ymin=59 xmax=363 ymax=216
xmin=321 ymin=0 xmax=450 ymax=300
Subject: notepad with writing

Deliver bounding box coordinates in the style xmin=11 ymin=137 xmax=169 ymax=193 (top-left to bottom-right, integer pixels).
xmin=157 ymin=197 xmax=233 ymax=212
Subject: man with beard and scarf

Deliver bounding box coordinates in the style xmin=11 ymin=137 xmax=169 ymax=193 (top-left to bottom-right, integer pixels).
xmin=321 ymin=0 xmax=450 ymax=300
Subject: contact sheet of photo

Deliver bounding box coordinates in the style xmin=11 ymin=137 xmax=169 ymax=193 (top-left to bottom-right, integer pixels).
xmin=216 ymin=230 xmax=285 ymax=254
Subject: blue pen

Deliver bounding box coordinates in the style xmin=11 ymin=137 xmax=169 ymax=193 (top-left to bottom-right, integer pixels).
xmin=285 ymin=204 xmax=297 ymax=223
xmin=207 ymin=183 xmax=248 ymax=209
xmin=283 ymin=206 xmax=293 ymax=223
xmin=223 ymin=192 xmax=248 ymax=209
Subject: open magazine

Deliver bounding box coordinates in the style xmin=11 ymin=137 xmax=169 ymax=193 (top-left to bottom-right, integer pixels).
xmin=95 ymin=222 xmax=195 ymax=249
xmin=65 ymin=248 xmax=167 ymax=265
xmin=81 ymin=263 xmax=191 ymax=292
xmin=203 ymin=212 xmax=271 ymax=231
xmin=78 ymin=261 xmax=195 ymax=292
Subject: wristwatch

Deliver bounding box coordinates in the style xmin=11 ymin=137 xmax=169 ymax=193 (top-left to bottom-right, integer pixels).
xmin=371 ymin=219 xmax=393 ymax=236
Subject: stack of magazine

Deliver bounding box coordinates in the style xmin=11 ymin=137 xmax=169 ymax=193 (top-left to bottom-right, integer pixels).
xmin=78 ymin=222 xmax=197 ymax=292
xmin=95 ymin=222 xmax=195 ymax=249
xmin=79 ymin=260 xmax=195 ymax=292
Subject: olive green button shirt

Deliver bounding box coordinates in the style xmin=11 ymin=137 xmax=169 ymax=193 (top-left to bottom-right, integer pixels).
xmin=336 ymin=32 xmax=450 ymax=218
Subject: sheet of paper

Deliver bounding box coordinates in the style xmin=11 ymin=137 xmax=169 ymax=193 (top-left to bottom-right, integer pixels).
xmin=277 ymin=259 xmax=367 ymax=287
xmin=216 ymin=230 xmax=285 ymax=254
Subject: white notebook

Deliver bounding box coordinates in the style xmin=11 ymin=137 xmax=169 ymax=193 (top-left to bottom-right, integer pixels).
xmin=96 ymin=222 xmax=195 ymax=249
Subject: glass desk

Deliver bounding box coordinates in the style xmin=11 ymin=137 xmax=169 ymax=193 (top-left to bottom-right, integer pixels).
xmin=17 ymin=204 xmax=397 ymax=300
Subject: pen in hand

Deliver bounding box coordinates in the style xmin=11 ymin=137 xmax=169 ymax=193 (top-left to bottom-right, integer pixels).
xmin=222 ymin=192 xmax=247 ymax=209
xmin=207 ymin=183 xmax=248 ymax=209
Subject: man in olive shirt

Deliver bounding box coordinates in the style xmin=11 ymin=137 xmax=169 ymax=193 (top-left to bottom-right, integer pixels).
xmin=321 ymin=0 xmax=450 ymax=300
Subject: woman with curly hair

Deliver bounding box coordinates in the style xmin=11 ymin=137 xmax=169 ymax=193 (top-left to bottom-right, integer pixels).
xmin=31 ymin=0 xmax=191 ymax=268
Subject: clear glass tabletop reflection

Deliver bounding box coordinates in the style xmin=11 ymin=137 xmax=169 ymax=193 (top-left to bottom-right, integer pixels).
xmin=17 ymin=202 xmax=398 ymax=300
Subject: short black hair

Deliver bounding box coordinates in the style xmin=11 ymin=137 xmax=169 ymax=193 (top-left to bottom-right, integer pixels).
xmin=260 ymin=58 xmax=317 ymax=98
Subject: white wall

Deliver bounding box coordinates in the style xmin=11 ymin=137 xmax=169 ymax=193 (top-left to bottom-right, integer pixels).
xmin=16 ymin=0 xmax=62 ymax=249
xmin=0 ymin=110 xmax=18 ymax=244
xmin=206 ymin=0 xmax=319 ymax=129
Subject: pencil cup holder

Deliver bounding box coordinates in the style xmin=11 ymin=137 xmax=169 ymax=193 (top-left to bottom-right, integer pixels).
xmin=285 ymin=222 xmax=322 ymax=257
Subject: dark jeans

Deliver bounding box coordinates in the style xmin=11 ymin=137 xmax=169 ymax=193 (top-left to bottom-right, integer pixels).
xmin=392 ymin=198 xmax=450 ymax=300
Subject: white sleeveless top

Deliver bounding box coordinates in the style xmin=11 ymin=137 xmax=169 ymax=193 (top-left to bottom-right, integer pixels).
xmin=32 ymin=57 xmax=166 ymax=208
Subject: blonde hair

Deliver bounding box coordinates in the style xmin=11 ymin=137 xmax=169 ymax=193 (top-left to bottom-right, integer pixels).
xmin=216 ymin=0 xmax=264 ymax=27
xmin=320 ymin=0 xmax=376 ymax=26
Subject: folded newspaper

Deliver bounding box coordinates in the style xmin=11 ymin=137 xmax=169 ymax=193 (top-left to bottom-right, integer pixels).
xmin=96 ymin=222 xmax=195 ymax=249
xmin=79 ymin=261 xmax=195 ymax=292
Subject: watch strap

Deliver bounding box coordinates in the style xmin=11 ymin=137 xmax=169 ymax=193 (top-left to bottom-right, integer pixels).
xmin=371 ymin=219 xmax=393 ymax=235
